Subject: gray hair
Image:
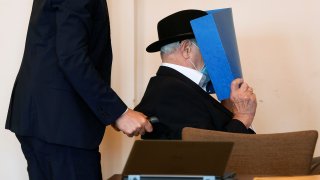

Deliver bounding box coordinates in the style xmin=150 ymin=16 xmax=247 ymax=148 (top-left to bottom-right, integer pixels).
xmin=160 ymin=41 xmax=180 ymax=55
xmin=160 ymin=38 xmax=198 ymax=55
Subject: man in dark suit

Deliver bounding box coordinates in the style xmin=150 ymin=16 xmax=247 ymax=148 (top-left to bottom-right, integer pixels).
xmin=5 ymin=0 xmax=152 ymax=179
xmin=135 ymin=9 xmax=256 ymax=139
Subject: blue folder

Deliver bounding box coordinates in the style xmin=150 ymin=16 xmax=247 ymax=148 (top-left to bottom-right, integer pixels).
xmin=191 ymin=8 xmax=242 ymax=101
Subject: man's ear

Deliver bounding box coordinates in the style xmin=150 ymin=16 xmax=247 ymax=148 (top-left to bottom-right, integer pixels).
xmin=180 ymin=40 xmax=191 ymax=59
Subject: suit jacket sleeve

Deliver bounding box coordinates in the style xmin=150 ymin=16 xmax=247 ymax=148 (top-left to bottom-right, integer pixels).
xmin=225 ymin=119 xmax=255 ymax=134
xmin=52 ymin=0 xmax=127 ymax=125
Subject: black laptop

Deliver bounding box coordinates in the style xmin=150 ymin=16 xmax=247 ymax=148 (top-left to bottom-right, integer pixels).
xmin=122 ymin=140 xmax=234 ymax=180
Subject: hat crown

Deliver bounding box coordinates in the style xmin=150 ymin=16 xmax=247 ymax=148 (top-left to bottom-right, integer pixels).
xmin=147 ymin=9 xmax=207 ymax=52
xmin=157 ymin=10 xmax=207 ymax=40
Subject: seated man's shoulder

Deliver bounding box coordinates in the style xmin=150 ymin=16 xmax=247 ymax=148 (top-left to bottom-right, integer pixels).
xmin=150 ymin=75 xmax=192 ymax=90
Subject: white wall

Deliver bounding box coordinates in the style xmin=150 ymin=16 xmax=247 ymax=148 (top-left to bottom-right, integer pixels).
xmin=0 ymin=0 xmax=32 ymax=179
xmin=1 ymin=0 xmax=320 ymax=179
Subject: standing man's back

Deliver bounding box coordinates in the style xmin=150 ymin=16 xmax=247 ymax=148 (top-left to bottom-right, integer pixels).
xmin=6 ymin=0 xmax=119 ymax=149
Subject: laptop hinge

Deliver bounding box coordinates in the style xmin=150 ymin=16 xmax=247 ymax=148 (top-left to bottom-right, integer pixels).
xmin=127 ymin=175 xmax=216 ymax=180
xmin=203 ymin=176 xmax=215 ymax=180
xmin=128 ymin=175 xmax=140 ymax=180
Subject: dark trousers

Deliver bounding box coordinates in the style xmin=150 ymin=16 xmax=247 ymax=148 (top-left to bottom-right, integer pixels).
xmin=17 ymin=135 xmax=102 ymax=180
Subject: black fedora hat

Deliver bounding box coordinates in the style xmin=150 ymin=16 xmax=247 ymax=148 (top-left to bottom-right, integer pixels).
xmin=146 ymin=9 xmax=207 ymax=53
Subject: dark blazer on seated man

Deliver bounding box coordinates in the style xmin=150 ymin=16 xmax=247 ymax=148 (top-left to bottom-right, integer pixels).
xmin=135 ymin=9 xmax=256 ymax=139
xmin=135 ymin=66 xmax=255 ymax=139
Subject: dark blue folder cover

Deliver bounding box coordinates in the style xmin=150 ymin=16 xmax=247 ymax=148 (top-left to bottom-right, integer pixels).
xmin=191 ymin=8 xmax=242 ymax=101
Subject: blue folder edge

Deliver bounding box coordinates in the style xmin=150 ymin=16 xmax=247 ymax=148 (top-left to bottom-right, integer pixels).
xmin=191 ymin=8 xmax=242 ymax=101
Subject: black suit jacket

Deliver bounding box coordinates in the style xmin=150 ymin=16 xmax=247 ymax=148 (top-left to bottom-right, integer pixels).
xmin=6 ymin=0 xmax=127 ymax=149
xmin=135 ymin=66 xmax=254 ymax=139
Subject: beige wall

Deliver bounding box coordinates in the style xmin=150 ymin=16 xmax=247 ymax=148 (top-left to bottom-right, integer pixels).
xmin=100 ymin=0 xmax=136 ymax=179
xmin=1 ymin=0 xmax=320 ymax=179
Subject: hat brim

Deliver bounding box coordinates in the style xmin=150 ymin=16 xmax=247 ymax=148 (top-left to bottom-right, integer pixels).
xmin=146 ymin=33 xmax=195 ymax=53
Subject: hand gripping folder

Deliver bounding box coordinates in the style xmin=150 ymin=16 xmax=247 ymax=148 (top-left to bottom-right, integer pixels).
xmin=191 ymin=8 xmax=242 ymax=101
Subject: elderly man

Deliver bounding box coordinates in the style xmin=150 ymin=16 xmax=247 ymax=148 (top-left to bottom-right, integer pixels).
xmin=135 ymin=9 xmax=257 ymax=139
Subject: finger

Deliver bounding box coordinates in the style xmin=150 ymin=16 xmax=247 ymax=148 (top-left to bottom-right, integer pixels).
xmin=144 ymin=121 xmax=153 ymax=132
xmin=139 ymin=128 xmax=146 ymax=136
xmin=231 ymin=78 xmax=243 ymax=92
xmin=250 ymin=93 xmax=257 ymax=103
xmin=240 ymin=82 xmax=249 ymax=92
xmin=126 ymin=131 xmax=134 ymax=137
xmin=134 ymin=130 xmax=140 ymax=136
xmin=135 ymin=123 xmax=142 ymax=132
xmin=247 ymin=93 xmax=257 ymax=108
xmin=129 ymin=126 xmax=140 ymax=136
xmin=243 ymin=90 xmax=254 ymax=97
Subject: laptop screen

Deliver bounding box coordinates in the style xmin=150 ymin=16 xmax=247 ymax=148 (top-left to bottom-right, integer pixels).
xmin=122 ymin=140 xmax=233 ymax=177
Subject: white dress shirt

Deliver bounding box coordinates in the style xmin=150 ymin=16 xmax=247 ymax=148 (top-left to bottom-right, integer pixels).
xmin=161 ymin=63 xmax=207 ymax=91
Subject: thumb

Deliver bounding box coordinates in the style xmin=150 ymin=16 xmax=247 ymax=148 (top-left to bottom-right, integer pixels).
xmin=144 ymin=121 xmax=153 ymax=132
xmin=231 ymin=78 xmax=243 ymax=92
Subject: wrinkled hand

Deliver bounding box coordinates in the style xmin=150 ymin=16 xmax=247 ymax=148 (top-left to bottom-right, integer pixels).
xmin=230 ymin=78 xmax=257 ymax=128
xmin=113 ymin=109 xmax=153 ymax=137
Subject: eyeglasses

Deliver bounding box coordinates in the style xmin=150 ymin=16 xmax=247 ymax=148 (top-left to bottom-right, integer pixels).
xmin=178 ymin=40 xmax=199 ymax=49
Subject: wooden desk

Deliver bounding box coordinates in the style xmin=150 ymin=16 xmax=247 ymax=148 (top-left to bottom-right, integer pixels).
xmin=108 ymin=174 xmax=255 ymax=180
xmin=108 ymin=174 xmax=320 ymax=180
